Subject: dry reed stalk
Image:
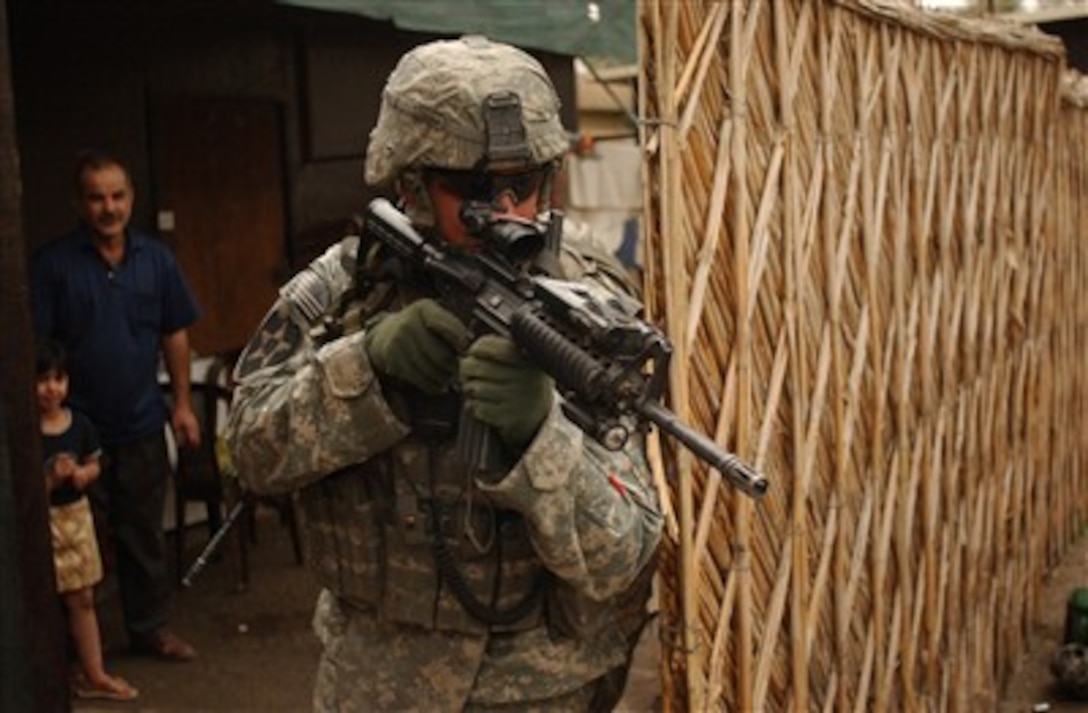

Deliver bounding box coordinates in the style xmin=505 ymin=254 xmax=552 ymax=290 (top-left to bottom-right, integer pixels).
xmin=677 ymin=4 xmax=728 ymax=143
xmin=648 ymin=1 xmax=706 ymax=708
xmin=635 ymin=0 xmax=679 ymax=546
xmin=768 ymin=0 xmax=821 ymax=694
xmin=685 ymin=117 xmax=732 ymax=352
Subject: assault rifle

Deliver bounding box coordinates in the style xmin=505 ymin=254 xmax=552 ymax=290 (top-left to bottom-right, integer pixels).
xmin=364 ymin=198 xmax=768 ymax=499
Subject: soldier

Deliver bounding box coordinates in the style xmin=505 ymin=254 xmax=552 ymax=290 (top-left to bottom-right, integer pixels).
xmin=225 ymin=36 xmax=662 ymax=711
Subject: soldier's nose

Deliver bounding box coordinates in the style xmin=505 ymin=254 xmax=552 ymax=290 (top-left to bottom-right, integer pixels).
xmin=490 ymin=190 xmax=519 ymax=213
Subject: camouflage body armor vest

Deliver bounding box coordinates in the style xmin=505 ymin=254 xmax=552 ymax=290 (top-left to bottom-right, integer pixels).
xmin=299 ymin=424 xmax=545 ymax=635
xmin=297 ymin=226 xmax=639 ymax=636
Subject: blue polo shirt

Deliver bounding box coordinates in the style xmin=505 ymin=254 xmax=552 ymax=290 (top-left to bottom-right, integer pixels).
xmin=31 ymin=226 xmax=200 ymax=445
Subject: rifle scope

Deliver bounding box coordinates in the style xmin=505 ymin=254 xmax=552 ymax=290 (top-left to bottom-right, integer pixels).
xmin=459 ymin=202 xmax=544 ymax=263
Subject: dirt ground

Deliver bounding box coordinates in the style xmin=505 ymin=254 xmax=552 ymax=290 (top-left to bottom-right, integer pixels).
xmin=70 ymin=503 xmax=1088 ymax=712
xmin=74 ymin=503 xmax=321 ymax=712
xmin=998 ymin=535 xmax=1088 ymax=713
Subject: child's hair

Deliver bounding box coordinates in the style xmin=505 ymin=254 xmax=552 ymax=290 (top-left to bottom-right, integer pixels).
xmin=35 ymin=338 xmax=68 ymax=377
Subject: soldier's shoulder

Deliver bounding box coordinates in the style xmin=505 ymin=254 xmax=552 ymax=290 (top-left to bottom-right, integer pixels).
xmin=559 ymin=222 xmax=640 ymax=300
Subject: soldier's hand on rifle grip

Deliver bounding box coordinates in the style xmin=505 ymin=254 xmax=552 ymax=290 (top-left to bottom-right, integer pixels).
xmin=364 ymin=299 xmax=471 ymax=394
xmin=459 ymin=335 xmax=553 ymax=452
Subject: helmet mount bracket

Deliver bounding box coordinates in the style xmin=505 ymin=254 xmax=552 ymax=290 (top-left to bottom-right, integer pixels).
xmin=482 ymin=92 xmax=532 ymax=172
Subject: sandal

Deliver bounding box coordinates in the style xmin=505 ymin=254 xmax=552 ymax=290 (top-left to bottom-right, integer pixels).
xmin=72 ymin=673 xmax=139 ymax=701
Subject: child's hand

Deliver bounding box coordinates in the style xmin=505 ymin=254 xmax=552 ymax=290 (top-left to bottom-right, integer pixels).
xmin=70 ymin=467 xmax=96 ymax=491
xmin=51 ymin=453 xmax=77 ymax=479
xmin=44 ymin=453 xmax=76 ymax=491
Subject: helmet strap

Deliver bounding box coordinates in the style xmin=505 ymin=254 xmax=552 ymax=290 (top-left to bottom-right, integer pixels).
xmin=395 ymin=170 xmax=436 ymax=227
xmin=534 ymin=159 xmax=562 ymax=213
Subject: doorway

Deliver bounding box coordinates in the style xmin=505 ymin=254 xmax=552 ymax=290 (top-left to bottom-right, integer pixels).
xmin=150 ymin=95 xmax=286 ymax=357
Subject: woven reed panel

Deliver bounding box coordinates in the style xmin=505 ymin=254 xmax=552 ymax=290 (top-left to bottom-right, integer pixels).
xmin=1052 ymin=71 xmax=1088 ymax=575
xmin=638 ymin=1 xmax=1087 ymax=710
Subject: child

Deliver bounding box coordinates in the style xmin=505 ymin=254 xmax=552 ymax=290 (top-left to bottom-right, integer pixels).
xmin=36 ymin=339 xmax=138 ymax=701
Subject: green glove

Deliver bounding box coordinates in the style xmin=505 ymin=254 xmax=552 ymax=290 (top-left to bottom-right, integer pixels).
xmin=364 ymin=299 xmax=470 ymax=394
xmin=459 ymin=335 xmax=553 ymax=451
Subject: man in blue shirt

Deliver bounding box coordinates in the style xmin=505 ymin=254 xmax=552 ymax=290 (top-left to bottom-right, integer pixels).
xmin=32 ymin=149 xmax=201 ymax=662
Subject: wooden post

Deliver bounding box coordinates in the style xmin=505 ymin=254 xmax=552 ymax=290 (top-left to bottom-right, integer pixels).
xmin=0 ymin=4 xmax=68 ymax=709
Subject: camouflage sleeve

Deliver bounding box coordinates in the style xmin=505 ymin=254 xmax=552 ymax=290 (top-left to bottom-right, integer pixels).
xmin=473 ymin=229 xmax=661 ymax=600
xmin=475 ymin=402 xmax=663 ymax=601
xmin=225 ymin=238 xmax=410 ymax=496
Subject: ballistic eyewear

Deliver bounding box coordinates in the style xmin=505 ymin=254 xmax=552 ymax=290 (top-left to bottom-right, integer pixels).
xmin=426 ymin=166 xmax=551 ymax=204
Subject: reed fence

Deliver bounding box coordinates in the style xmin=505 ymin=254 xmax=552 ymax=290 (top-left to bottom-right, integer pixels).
xmin=638 ymin=1 xmax=1088 ymax=709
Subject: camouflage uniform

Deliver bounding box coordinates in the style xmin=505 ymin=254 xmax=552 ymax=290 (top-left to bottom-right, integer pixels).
xmin=225 ymin=36 xmax=662 ymax=712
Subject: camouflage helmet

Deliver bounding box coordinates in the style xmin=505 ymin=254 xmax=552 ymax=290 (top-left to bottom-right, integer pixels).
xmin=364 ymin=35 xmax=568 ymax=186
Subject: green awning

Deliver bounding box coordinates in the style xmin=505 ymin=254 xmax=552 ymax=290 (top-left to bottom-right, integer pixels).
xmin=276 ymin=0 xmax=636 ymax=63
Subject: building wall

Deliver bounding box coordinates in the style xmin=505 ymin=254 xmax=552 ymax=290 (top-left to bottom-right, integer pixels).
xmin=9 ymin=2 xmax=576 ymax=268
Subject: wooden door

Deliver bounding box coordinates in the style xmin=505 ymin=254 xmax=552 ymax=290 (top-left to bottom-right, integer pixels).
xmin=150 ymin=96 xmax=286 ymax=357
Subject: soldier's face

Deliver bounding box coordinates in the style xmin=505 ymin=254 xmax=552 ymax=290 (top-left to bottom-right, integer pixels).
xmin=75 ymin=163 xmax=133 ymax=243
xmin=425 ymin=170 xmax=542 ymax=250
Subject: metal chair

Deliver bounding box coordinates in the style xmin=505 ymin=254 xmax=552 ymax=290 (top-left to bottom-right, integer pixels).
xmin=169 ymin=354 xmax=233 ymax=586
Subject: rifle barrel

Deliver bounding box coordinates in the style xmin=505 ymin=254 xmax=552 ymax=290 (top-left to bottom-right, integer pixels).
xmin=638 ymin=401 xmax=768 ymax=499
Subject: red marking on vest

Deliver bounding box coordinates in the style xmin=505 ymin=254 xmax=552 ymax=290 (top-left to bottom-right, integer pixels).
xmin=607 ymin=473 xmax=627 ymax=496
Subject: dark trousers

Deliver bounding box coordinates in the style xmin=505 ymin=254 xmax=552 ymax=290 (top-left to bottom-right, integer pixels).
xmin=89 ymin=431 xmax=172 ymax=641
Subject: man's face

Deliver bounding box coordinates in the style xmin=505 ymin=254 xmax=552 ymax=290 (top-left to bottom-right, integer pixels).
xmin=75 ymin=163 xmax=133 ymax=242
xmin=423 ymin=167 xmax=547 ymax=250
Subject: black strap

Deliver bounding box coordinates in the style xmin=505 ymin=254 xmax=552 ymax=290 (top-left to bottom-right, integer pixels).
xmin=427 ymin=502 xmax=543 ymax=627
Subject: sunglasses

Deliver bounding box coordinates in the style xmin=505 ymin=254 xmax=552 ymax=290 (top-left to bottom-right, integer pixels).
xmin=425 ymin=166 xmax=550 ymax=204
